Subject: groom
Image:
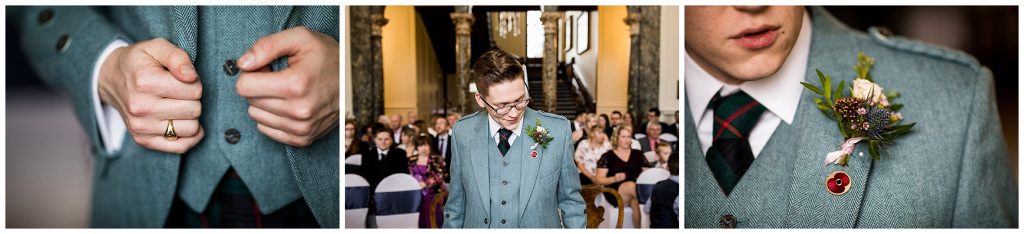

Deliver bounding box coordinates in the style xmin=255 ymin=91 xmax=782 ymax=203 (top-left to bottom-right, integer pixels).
xmin=443 ymin=50 xmax=586 ymax=228
xmin=685 ymin=6 xmax=1016 ymax=228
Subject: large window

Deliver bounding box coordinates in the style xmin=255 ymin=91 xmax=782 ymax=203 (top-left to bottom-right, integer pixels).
xmin=526 ymin=10 xmax=544 ymax=58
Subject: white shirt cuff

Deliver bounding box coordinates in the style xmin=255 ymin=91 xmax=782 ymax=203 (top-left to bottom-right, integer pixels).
xmin=92 ymin=39 xmax=130 ymax=154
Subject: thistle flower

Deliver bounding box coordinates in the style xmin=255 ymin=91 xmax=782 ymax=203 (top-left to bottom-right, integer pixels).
xmin=865 ymin=108 xmax=892 ymax=139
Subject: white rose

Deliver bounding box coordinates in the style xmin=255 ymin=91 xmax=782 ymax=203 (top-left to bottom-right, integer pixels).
xmin=852 ymin=79 xmax=884 ymax=105
xmin=537 ymin=126 xmax=546 ymax=133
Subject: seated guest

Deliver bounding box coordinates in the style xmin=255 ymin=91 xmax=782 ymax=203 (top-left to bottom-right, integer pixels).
xmin=359 ymin=128 xmax=410 ymax=191
xmin=651 ymin=142 xmax=673 ymax=169
xmin=397 ymin=127 xmax=418 ymax=161
xmin=595 ymin=125 xmax=649 ymax=228
xmin=610 ymin=111 xmax=624 ymax=128
xmin=410 ymin=135 xmax=447 ymax=228
xmin=345 ymin=121 xmax=366 ymax=157
xmin=574 ymin=126 xmax=611 ymax=185
xmin=639 ymin=122 xmax=664 ymax=153
xmin=571 ymin=111 xmax=589 ymax=145
xmin=598 ymin=113 xmax=612 ymax=137
xmin=624 ymin=112 xmax=636 ymax=128
xmin=643 ymin=107 xmax=671 ymax=134
xmin=648 ymin=152 xmax=679 ymax=228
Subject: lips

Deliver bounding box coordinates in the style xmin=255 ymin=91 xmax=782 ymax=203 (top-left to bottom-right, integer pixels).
xmin=731 ymin=25 xmax=780 ymax=50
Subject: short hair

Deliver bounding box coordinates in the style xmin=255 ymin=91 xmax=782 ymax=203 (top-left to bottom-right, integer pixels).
xmin=648 ymin=107 xmax=661 ymax=116
xmin=656 ymin=142 xmax=672 ymax=151
xmin=373 ymin=126 xmax=393 ymax=138
xmin=473 ymin=50 xmax=524 ymax=96
xmin=611 ymin=111 xmax=622 ymax=116
xmin=647 ymin=121 xmax=663 ymax=130
xmin=610 ymin=125 xmax=634 ymax=149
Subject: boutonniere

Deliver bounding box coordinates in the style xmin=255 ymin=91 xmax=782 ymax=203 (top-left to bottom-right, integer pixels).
xmin=525 ymin=118 xmax=554 ymax=153
xmin=801 ymin=52 xmax=916 ymax=166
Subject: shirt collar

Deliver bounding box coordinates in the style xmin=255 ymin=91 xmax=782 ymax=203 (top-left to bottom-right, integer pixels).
xmin=685 ymin=12 xmax=812 ymax=125
xmin=487 ymin=113 xmax=525 ymax=139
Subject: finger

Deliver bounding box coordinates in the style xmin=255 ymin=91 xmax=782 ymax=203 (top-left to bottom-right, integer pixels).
xmin=237 ymin=26 xmax=313 ymax=71
xmin=140 ymin=38 xmax=198 ymax=83
xmin=125 ymin=119 xmax=201 ymax=138
xmin=236 ymin=69 xmax=307 ymax=98
xmin=127 ymin=98 xmax=201 ymax=120
xmin=132 ymin=67 xmax=203 ymax=100
xmin=248 ymin=97 xmax=312 ymax=120
xmin=248 ymin=106 xmax=312 ymax=136
xmin=133 ymin=126 xmax=205 ymax=154
xmin=257 ymin=123 xmax=311 ymax=147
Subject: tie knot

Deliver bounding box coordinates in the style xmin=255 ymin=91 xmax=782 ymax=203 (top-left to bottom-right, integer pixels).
xmin=498 ymin=128 xmax=513 ymax=140
xmin=710 ymin=90 xmax=766 ymax=141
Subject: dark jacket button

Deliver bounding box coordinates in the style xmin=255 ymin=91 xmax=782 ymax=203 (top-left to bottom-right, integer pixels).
xmin=445 ymin=214 xmax=450 ymax=219
xmin=719 ymin=214 xmax=737 ymax=228
xmin=56 ymin=34 xmax=70 ymax=53
xmin=501 ymin=200 xmax=506 ymax=205
xmin=501 ymin=219 xmax=506 ymax=224
xmin=484 ymin=218 xmax=488 ymax=224
xmin=38 ymin=8 xmax=54 ymax=24
xmin=502 ymin=180 xmax=508 ymax=185
xmin=224 ymin=128 xmax=241 ymax=144
xmin=223 ymin=59 xmax=238 ymax=76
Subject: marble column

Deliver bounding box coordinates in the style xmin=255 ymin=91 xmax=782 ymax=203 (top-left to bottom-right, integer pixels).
xmin=540 ymin=8 xmax=564 ymax=113
xmin=625 ymin=6 xmax=661 ymax=128
xmin=350 ymin=6 xmax=388 ymax=127
xmin=451 ymin=6 xmax=475 ymax=113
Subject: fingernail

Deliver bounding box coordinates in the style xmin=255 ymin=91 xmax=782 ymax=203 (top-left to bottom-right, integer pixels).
xmin=238 ymin=53 xmax=254 ymax=68
xmin=181 ymin=66 xmax=197 ymax=77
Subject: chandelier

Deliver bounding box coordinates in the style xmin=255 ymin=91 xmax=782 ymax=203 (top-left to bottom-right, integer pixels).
xmin=495 ymin=11 xmax=521 ymax=39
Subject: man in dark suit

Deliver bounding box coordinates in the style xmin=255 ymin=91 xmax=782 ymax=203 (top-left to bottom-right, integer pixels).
xmin=643 ymin=108 xmax=671 ymax=136
xmin=359 ymin=128 xmax=409 ymax=191
xmin=649 ymin=152 xmax=679 ymax=228
xmin=433 ymin=116 xmax=453 ymax=182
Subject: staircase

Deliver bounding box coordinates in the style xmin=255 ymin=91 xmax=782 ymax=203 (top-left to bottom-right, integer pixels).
xmin=525 ymin=59 xmax=579 ymax=119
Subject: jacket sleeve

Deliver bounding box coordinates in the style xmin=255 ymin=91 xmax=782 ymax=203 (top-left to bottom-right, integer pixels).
xmin=11 ymin=6 xmax=127 ymax=158
xmin=443 ymin=127 xmax=466 ymax=228
xmin=557 ymin=119 xmax=587 ymax=228
xmin=952 ymin=67 xmax=1018 ymax=227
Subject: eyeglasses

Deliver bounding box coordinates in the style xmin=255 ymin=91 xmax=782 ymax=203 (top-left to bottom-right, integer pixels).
xmin=481 ymin=97 xmax=531 ymax=116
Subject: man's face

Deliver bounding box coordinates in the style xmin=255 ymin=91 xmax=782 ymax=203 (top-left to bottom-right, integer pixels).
xmin=610 ymin=113 xmax=622 ymax=126
xmin=374 ymin=132 xmax=393 ymax=150
xmin=475 ymin=78 xmax=527 ymax=130
xmin=647 ymin=123 xmax=662 ymax=137
xmin=685 ymin=6 xmax=805 ymax=84
xmin=408 ymin=111 xmax=418 ymax=123
xmin=389 ymin=114 xmax=401 ymax=129
xmin=647 ymin=111 xmax=659 ymax=123
xmin=434 ymin=118 xmax=449 ymax=133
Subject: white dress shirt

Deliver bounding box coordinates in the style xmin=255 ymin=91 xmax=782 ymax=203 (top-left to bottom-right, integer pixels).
xmin=92 ymin=40 xmax=130 ymax=153
xmin=685 ymin=13 xmax=812 ymax=158
xmin=487 ymin=114 xmax=524 ymax=146
xmin=436 ymin=132 xmax=449 ymax=156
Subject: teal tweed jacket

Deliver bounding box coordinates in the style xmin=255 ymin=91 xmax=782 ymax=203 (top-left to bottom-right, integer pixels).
xmin=10 ymin=6 xmax=340 ymax=228
xmin=444 ymin=108 xmax=587 ymax=228
xmin=684 ymin=7 xmax=1017 ymax=228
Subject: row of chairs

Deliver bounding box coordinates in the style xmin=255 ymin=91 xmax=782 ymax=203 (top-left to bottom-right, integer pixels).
xmin=343 ymin=166 xmax=671 ymax=228
xmin=346 ymin=173 xmax=423 ymax=228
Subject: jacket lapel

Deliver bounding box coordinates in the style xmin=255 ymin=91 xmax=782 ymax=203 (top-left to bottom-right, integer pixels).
xmin=517 ymin=108 xmax=543 ymax=219
xmin=470 ymin=112 xmax=492 ymax=214
xmin=783 ymin=7 xmax=873 ymax=228
xmin=172 ymin=6 xmax=198 ymax=61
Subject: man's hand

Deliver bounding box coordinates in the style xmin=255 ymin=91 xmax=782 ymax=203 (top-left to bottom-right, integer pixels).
xmin=98 ymin=38 xmax=204 ymax=154
xmin=236 ymin=26 xmax=339 ymax=147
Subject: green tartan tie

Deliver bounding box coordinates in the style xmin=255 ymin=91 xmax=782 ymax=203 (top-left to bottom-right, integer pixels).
xmin=705 ymin=91 xmax=766 ymax=196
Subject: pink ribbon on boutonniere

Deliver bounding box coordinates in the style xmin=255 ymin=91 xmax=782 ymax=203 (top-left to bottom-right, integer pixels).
xmin=825 ymin=137 xmax=863 ymax=166
xmin=531 ymin=150 xmax=538 ymax=158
